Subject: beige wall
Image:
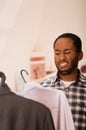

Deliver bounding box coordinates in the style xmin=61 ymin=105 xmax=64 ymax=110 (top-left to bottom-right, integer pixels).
xmin=0 ymin=0 xmax=86 ymax=91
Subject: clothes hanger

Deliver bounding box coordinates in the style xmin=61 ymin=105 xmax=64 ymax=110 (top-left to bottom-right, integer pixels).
xmin=20 ymin=69 xmax=29 ymax=83
xmin=0 ymin=71 xmax=6 ymax=87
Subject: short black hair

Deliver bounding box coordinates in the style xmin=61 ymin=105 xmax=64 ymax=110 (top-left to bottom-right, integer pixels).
xmin=53 ymin=33 xmax=82 ymax=52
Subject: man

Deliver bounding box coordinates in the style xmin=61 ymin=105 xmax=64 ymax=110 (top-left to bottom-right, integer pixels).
xmin=40 ymin=33 xmax=86 ymax=130
xmin=0 ymin=72 xmax=55 ymax=130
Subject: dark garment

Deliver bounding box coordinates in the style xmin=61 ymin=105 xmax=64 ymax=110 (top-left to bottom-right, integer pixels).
xmin=0 ymin=85 xmax=55 ymax=130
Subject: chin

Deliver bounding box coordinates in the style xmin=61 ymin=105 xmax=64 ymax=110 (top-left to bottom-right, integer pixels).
xmin=58 ymin=69 xmax=73 ymax=75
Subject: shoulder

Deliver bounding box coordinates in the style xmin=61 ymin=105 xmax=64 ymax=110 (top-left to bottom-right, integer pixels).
xmin=15 ymin=93 xmax=48 ymax=110
xmin=80 ymin=72 xmax=86 ymax=82
xmin=40 ymin=72 xmax=57 ymax=87
xmin=78 ymin=72 xmax=86 ymax=89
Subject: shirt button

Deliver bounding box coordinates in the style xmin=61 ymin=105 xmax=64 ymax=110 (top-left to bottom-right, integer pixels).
xmin=65 ymin=88 xmax=69 ymax=91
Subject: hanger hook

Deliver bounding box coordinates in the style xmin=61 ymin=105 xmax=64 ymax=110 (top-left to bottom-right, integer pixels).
xmin=20 ymin=69 xmax=29 ymax=83
xmin=0 ymin=72 xmax=6 ymax=87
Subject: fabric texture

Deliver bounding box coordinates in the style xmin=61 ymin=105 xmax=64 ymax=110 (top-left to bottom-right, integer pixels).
xmin=22 ymin=82 xmax=75 ymax=130
xmin=40 ymin=70 xmax=86 ymax=130
xmin=0 ymin=85 xmax=55 ymax=130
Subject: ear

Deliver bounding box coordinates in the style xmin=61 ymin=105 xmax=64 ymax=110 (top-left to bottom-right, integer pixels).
xmin=78 ymin=51 xmax=83 ymax=61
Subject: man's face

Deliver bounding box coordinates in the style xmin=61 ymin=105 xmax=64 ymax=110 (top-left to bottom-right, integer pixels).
xmin=54 ymin=38 xmax=81 ymax=75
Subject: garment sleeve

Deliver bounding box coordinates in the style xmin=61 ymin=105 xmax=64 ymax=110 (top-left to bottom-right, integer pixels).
xmin=37 ymin=106 xmax=55 ymax=130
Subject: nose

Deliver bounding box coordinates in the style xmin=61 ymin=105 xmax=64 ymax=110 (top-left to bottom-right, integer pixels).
xmin=59 ymin=53 xmax=66 ymax=60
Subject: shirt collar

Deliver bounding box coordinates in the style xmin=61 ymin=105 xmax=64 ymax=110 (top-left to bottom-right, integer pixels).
xmin=54 ymin=69 xmax=82 ymax=83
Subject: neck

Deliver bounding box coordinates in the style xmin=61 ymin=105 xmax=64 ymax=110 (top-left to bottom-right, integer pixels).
xmin=59 ymin=69 xmax=79 ymax=81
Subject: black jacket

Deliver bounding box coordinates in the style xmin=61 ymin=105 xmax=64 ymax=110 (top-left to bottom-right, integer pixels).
xmin=0 ymin=84 xmax=55 ymax=130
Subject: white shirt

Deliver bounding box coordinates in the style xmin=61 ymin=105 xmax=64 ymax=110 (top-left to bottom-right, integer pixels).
xmin=60 ymin=80 xmax=75 ymax=88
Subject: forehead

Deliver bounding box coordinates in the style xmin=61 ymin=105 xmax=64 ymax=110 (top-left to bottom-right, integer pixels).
xmin=54 ymin=38 xmax=75 ymax=50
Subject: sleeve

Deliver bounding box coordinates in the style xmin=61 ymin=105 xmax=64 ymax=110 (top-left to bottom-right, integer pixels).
xmin=37 ymin=106 xmax=55 ymax=130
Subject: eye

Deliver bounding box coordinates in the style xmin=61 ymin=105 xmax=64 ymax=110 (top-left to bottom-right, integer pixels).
xmin=55 ymin=51 xmax=60 ymax=55
xmin=64 ymin=50 xmax=71 ymax=54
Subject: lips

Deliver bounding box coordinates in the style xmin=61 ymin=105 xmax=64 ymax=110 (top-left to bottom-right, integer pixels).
xmin=58 ymin=61 xmax=68 ymax=68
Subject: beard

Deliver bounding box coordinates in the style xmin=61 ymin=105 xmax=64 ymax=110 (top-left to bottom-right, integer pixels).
xmin=58 ymin=67 xmax=77 ymax=75
xmin=56 ymin=57 xmax=78 ymax=75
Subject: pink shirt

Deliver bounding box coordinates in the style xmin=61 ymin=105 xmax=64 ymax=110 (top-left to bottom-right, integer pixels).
xmin=22 ymin=82 xmax=75 ymax=130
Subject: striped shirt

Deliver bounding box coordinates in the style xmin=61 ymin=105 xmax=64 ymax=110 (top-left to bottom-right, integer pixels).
xmin=40 ymin=70 xmax=86 ymax=130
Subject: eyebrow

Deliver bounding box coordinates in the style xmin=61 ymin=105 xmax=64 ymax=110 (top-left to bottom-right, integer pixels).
xmin=54 ymin=49 xmax=73 ymax=51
